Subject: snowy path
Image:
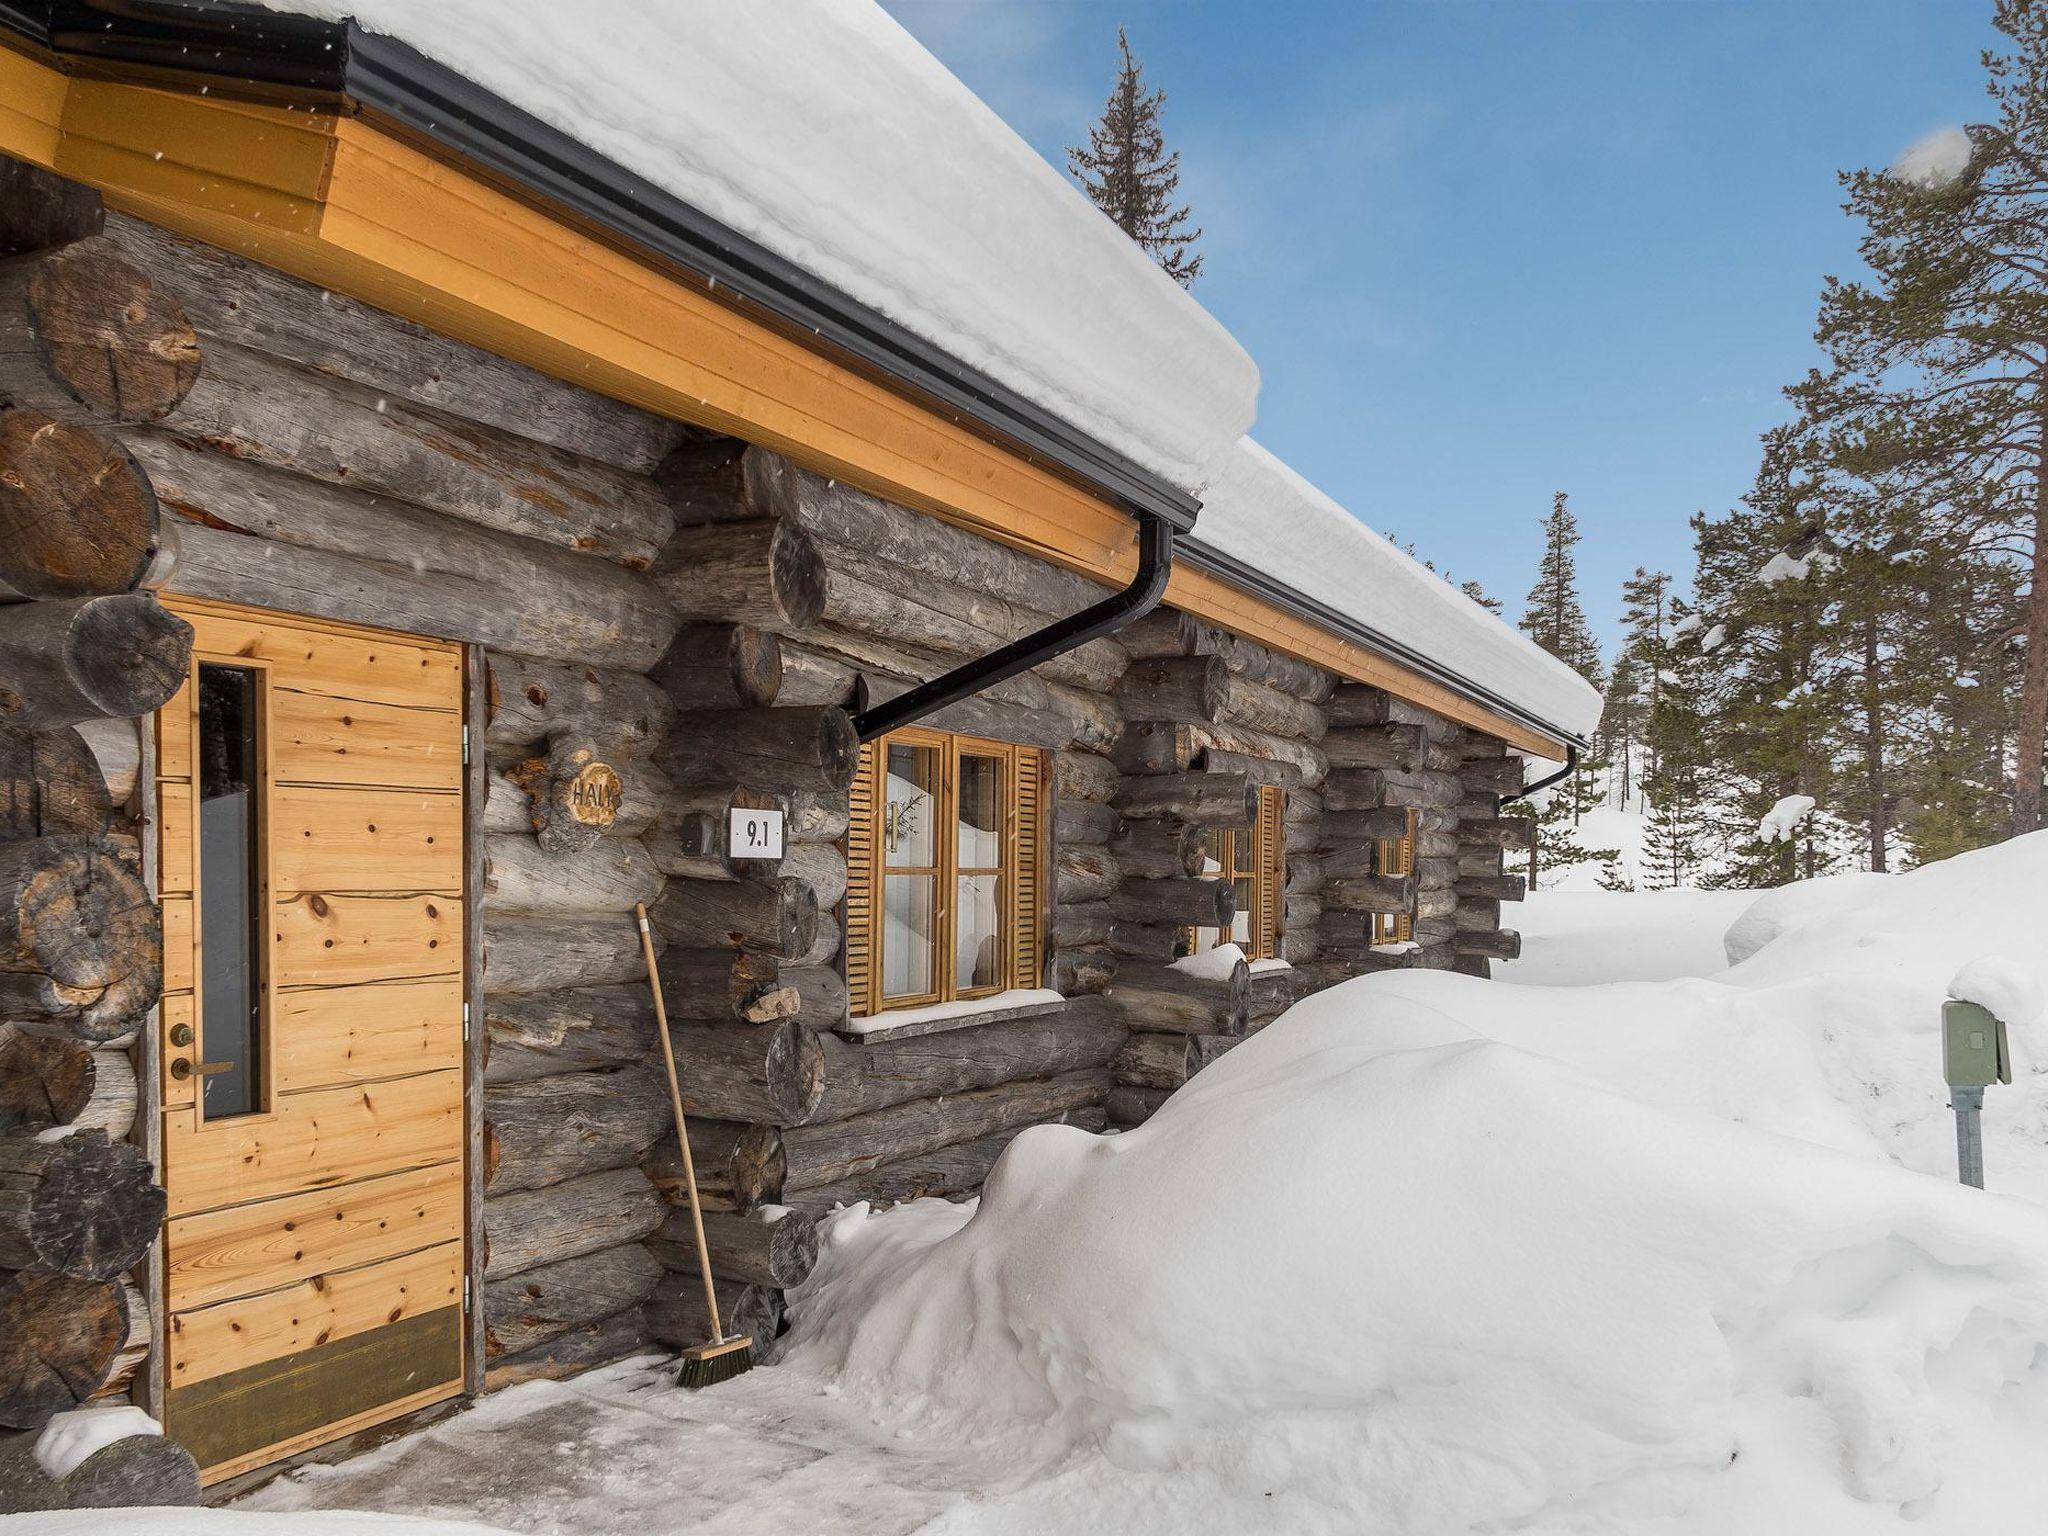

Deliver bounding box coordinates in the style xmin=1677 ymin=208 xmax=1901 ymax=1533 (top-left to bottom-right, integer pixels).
xmin=1501 ymin=888 xmax=1751 ymax=984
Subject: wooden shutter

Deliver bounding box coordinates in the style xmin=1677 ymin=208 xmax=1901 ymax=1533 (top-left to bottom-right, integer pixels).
xmin=1011 ymin=746 xmax=1046 ymax=989
xmin=844 ymin=740 xmax=881 ymax=1017
xmin=1256 ymin=786 xmax=1284 ymax=960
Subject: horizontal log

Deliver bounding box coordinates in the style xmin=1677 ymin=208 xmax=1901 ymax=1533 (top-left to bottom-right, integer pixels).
xmin=1055 ymin=844 xmax=1119 ymax=906
xmin=1114 ymin=772 xmax=1256 ymax=827
xmin=1455 ymin=897 xmax=1501 ymax=932
xmin=71 ymin=718 xmax=139 ymax=808
xmin=773 ymin=841 xmax=847 ymax=911
xmin=0 ymin=1270 xmax=126 ymax=1429
xmin=1217 ymin=669 xmax=1326 ymax=742
xmin=1456 ymin=873 xmax=1527 ymax=902
xmin=644 ymin=785 xmax=789 ymax=882
xmin=662 ymin=706 xmax=859 ymax=795
xmin=654 ymin=949 xmax=798 ymax=1027
xmin=642 ymin=1119 xmax=786 ymax=1215
xmin=651 ymin=1206 xmax=819 ymax=1289
xmin=1323 ymin=874 xmax=1420 ymax=914
xmin=0 ymin=1405 xmax=200 ymax=1510
xmin=1049 ymin=900 xmax=1111 ymax=950
xmin=481 ymin=833 xmax=663 ymax=917
xmin=483 ymin=1066 xmax=672 ymax=1196
xmin=1117 ymin=608 xmax=1334 ymax=701
xmin=482 ymin=1165 xmax=665 ymax=1281
xmin=0 ymin=1129 xmax=161 ymax=1279
xmin=485 ymin=1306 xmax=652 ymax=1392
xmin=768 ymin=637 xmax=864 ymax=709
xmin=1456 ymin=928 xmax=1522 ymax=961
xmin=1 ymin=725 xmax=112 ymax=840
xmin=481 ymin=1242 xmax=663 ymax=1360
xmin=781 ymin=1069 xmax=1105 ymax=1190
xmin=663 ymin=1018 xmax=824 ymax=1124
xmin=1323 ymin=724 xmax=1428 ymax=773
xmin=0 ymin=1029 xmax=134 ymax=1140
xmin=493 ymin=736 xmax=633 ymax=856
xmin=1247 ymin=964 xmax=1317 ymax=1021
xmin=482 ymin=913 xmax=654 ymax=996
xmin=1113 ymin=1031 xmax=1200 ymax=1089
xmin=1110 ymin=876 xmax=1234 ymax=928
xmin=1053 ymin=749 xmax=1120 ymax=804
xmin=0 ymin=594 xmax=190 ymax=730
xmin=1114 ymin=719 xmax=1327 ymax=785
xmin=1325 ymin=685 xmax=1459 ymax=735
xmin=0 ymin=237 xmax=198 ymax=423
xmin=161 ymin=332 xmax=672 ymax=564
xmin=649 ymin=876 xmax=819 ymax=960
xmin=1460 ymin=816 xmax=1534 ymax=852
xmin=787 ymin=787 xmax=851 ymax=843
xmin=132 ymin=434 xmax=678 ymax=669
xmin=1048 ymin=946 xmax=1115 ymax=996
xmin=651 ymin=624 xmax=782 ymax=711
xmin=1459 ymin=755 xmax=1527 ymax=795
xmin=1106 ymin=1084 xmax=1172 ymax=1127
xmin=103 ymin=209 xmax=681 ymax=472
xmin=782 ymin=1107 xmax=1109 ymax=1217
xmin=644 ymin=1276 xmax=782 ymax=1358
xmin=811 ymin=1001 xmax=1123 ymax=1121
xmin=1107 ymin=919 xmax=1185 ymax=961
xmin=1104 ymin=957 xmax=1249 ymax=1035
xmin=0 ymin=835 xmax=158 ymax=1040
xmin=484 ymin=652 xmax=673 ymax=756
xmin=0 ymin=410 xmax=168 ymax=602
xmin=1116 ymin=654 xmax=1226 ymax=725
xmin=1054 ymin=799 xmax=1121 ymax=848
xmin=1110 ymin=819 xmax=1205 ymax=879
xmin=782 ymin=963 xmax=849 ymax=1033
xmin=1451 ymin=953 xmax=1491 ymax=979
xmin=482 ymin=986 xmax=659 ymax=1084
xmin=0 ymin=154 xmax=103 ymax=255
xmin=656 ymin=519 xmax=825 ymax=629
xmin=1192 ymin=1032 xmax=1241 ymax=1068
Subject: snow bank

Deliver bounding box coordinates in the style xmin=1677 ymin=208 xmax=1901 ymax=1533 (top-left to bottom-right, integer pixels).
xmin=1892 ymin=124 xmax=1975 ymax=189
xmin=794 ymin=1004 xmax=2048 ymax=1530
xmin=1505 ymin=886 xmax=1753 ymax=982
xmin=1722 ymin=869 xmax=1888 ymax=964
xmin=255 ymin=0 xmax=1257 ymax=492
xmin=1194 ymin=439 xmax=1603 ymax=743
xmin=6 ymin=1515 xmax=512 ymax=1536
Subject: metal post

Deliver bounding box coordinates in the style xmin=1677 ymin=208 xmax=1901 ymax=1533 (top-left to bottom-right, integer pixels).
xmin=1952 ymin=1086 xmax=1985 ymax=1189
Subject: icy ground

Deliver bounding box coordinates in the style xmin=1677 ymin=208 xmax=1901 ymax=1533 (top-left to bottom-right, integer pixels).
xmin=77 ymin=836 xmax=2048 ymax=1536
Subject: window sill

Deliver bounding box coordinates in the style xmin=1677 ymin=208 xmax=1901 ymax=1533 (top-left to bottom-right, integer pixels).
xmin=841 ymin=987 xmax=1066 ymax=1044
xmin=1247 ymin=957 xmax=1293 ymax=975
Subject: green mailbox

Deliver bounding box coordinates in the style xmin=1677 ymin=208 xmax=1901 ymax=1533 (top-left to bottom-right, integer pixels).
xmin=1943 ymin=999 xmax=2011 ymax=1090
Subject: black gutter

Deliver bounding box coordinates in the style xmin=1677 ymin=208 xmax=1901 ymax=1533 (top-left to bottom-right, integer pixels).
xmin=853 ymin=513 xmax=1174 ymax=744
xmin=15 ymin=0 xmax=1201 ymax=533
xmin=1498 ymin=746 xmax=1580 ymax=810
xmin=1176 ymin=536 xmax=1591 ymax=753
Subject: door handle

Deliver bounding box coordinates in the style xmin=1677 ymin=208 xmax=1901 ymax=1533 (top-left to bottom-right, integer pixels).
xmin=170 ymin=1058 xmax=235 ymax=1081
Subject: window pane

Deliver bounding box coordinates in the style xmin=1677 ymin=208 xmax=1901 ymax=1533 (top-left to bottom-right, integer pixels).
xmin=883 ymin=873 xmax=935 ymax=999
xmin=884 ymin=744 xmax=937 ymax=868
xmin=1228 ymin=827 xmax=1251 ymax=875
xmin=197 ymin=664 xmax=264 ymax=1119
xmin=956 ymin=753 xmax=1003 ymax=868
xmin=956 ymin=873 xmax=1001 ymax=989
xmin=1232 ymin=877 xmax=1254 ymax=947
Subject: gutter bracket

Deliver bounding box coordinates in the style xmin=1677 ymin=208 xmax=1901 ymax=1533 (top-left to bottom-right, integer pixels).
xmin=853 ymin=514 xmax=1174 ymax=744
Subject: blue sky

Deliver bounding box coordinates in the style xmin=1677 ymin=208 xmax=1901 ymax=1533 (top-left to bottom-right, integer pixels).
xmin=880 ymin=0 xmax=2000 ymax=650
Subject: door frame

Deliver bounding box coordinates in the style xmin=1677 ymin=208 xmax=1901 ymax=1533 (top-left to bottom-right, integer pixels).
xmin=135 ymin=598 xmax=485 ymax=1474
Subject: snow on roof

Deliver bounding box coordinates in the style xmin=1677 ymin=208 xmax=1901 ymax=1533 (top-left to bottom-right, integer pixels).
xmin=258 ymin=0 xmax=1258 ymax=494
xmin=1193 ymin=439 xmax=1605 ymax=745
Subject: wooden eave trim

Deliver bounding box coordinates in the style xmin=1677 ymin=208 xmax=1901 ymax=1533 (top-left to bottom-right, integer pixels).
xmin=0 ymin=41 xmax=1569 ymax=758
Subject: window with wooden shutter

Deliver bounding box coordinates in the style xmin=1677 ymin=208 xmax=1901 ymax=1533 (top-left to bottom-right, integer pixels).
xmin=844 ymin=740 xmax=881 ymax=1016
xmin=846 ymin=728 xmax=1047 ymax=1019
xmin=1183 ymin=785 xmax=1285 ymax=962
xmin=1372 ymin=808 xmax=1418 ymax=946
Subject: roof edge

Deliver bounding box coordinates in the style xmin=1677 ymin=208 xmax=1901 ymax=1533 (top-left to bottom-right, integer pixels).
xmin=18 ymin=0 xmax=1201 ymax=531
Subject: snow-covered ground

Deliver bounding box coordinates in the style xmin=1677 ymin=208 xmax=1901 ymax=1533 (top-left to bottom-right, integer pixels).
xmin=38 ymin=839 xmax=2048 ymax=1536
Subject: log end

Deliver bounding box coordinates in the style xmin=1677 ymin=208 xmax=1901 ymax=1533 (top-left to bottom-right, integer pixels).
xmin=29 ymin=242 xmax=201 ymax=423
xmin=0 ymin=411 xmax=163 ymax=600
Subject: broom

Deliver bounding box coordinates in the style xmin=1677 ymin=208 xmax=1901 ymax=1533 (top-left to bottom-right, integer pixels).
xmin=635 ymin=902 xmax=756 ymax=1388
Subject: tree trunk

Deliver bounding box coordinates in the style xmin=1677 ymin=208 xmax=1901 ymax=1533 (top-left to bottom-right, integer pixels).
xmin=0 ymin=1029 xmax=135 ymax=1139
xmin=2015 ymin=489 xmax=2048 ymax=835
xmin=1113 ymin=1031 xmax=1200 ymax=1089
xmin=653 ymin=949 xmax=799 ymax=1026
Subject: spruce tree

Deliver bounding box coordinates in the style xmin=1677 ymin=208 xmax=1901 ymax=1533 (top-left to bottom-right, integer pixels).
xmin=1788 ymin=0 xmax=2048 ymax=834
xmin=1067 ymin=29 xmax=1204 ymax=287
xmin=1520 ymin=492 xmax=1607 ymax=690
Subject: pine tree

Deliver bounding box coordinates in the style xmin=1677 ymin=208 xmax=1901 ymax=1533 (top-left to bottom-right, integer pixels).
xmin=1788 ymin=0 xmax=2048 ymax=834
xmin=1600 ymin=652 xmax=1648 ymax=809
xmin=1520 ymin=492 xmax=1607 ymax=690
xmin=1618 ymin=566 xmax=1674 ymax=778
xmin=1067 ymin=29 xmax=1204 ymax=287
xmin=1460 ymin=578 xmax=1503 ymax=615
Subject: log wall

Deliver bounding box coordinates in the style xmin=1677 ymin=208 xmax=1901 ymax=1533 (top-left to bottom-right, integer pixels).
xmin=0 ymin=158 xmax=1527 ymax=1474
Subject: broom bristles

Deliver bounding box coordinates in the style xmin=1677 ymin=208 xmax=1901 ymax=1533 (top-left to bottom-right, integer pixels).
xmin=676 ymin=1335 xmax=756 ymax=1390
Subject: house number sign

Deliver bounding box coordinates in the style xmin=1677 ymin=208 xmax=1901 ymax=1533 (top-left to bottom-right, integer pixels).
xmin=730 ymin=806 xmax=785 ymax=860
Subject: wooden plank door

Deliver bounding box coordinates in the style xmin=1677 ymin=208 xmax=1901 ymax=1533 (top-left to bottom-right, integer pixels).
xmin=153 ymin=597 xmax=468 ymax=1484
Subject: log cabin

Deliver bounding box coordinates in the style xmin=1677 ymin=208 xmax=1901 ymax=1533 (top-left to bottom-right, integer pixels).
xmin=0 ymin=0 xmax=1601 ymax=1501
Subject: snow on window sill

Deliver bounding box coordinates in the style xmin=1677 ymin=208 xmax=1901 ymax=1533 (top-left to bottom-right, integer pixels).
xmin=840 ymin=987 xmax=1065 ymax=1044
xmin=1247 ymin=958 xmax=1293 ymax=975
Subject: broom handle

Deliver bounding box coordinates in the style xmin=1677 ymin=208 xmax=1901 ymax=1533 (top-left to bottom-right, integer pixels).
xmin=636 ymin=903 xmax=726 ymax=1342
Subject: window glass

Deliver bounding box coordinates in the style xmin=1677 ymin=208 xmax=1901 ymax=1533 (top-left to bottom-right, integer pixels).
xmin=883 ymin=873 xmax=936 ymax=1000
xmin=884 ymin=744 xmax=937 ymax=868
xmin=957 ymin=754 xmax=1002 ymax=868
xmin=197 ymin=663 xmax=264 ymax=1119
xmin=956 ymin=873 xmax=1001 ymax=990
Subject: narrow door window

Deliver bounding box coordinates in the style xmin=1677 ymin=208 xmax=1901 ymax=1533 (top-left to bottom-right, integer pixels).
xmin=954 ymin=750 xmax=1007 ymax=994
xmin=881 ymin=740 xmax=940 ymax=1004
xmin=196 ymin=663 xmax=266 ymax=1118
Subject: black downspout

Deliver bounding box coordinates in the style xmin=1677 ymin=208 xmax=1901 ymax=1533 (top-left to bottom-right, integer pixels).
xmin=853 ymin=513 xmax=1174 ymax=744
xmin=1497 ymin=744 xmax=1579 ymax=811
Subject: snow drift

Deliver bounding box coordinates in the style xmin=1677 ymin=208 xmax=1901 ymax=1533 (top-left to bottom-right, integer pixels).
xmin=788 ymin=835 xmax=2048 ymax=1532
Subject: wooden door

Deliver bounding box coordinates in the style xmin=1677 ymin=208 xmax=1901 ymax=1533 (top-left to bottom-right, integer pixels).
xmin=153 ymin=597 xmax=468 ymax=1483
